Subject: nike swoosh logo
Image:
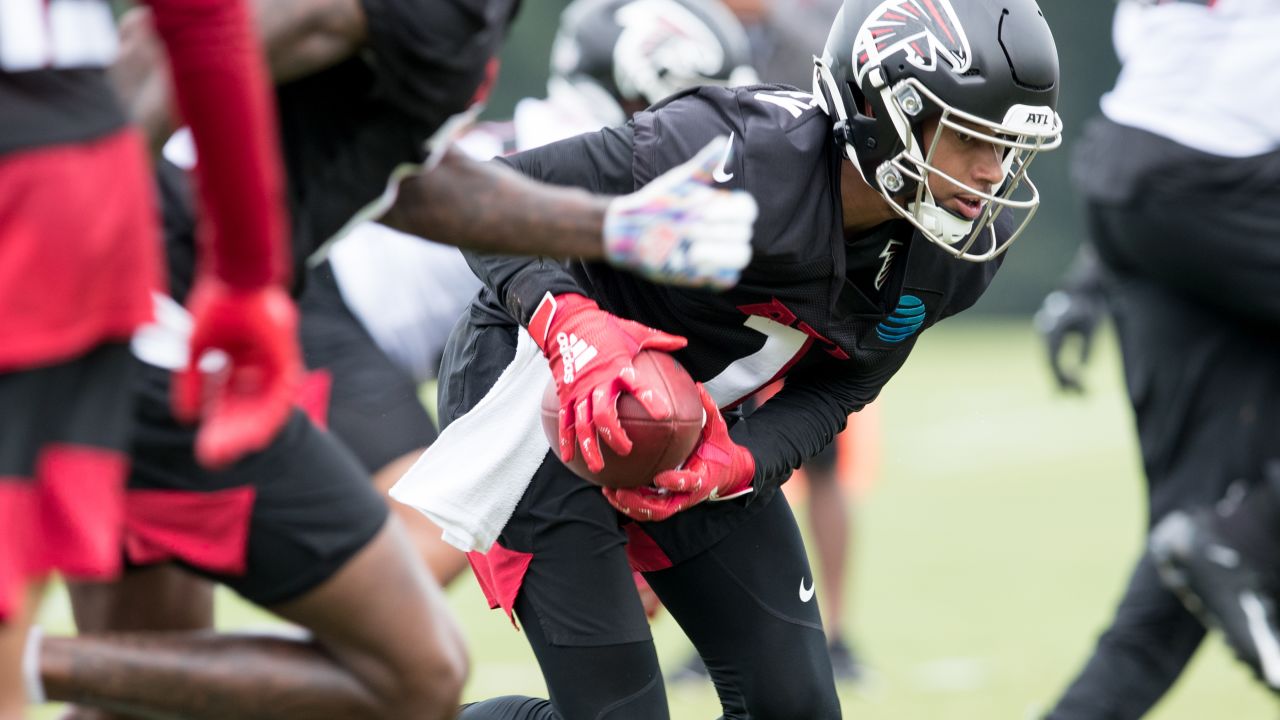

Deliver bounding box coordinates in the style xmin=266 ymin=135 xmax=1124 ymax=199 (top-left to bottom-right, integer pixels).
xmin=799 ymin=577 xmax=815 ymax=603
xmin=712 ymin=131 xmax=735 ymax=183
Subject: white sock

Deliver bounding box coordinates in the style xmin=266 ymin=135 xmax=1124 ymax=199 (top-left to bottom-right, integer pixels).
xmin=22 ymin=625 xmax=44 ymax=705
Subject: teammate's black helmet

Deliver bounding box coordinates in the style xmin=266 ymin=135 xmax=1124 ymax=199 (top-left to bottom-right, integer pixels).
xmin=813 ymin=0 xmax=1063 ymax=261
xmin=550 ymin=0 xmax=759 ymax=126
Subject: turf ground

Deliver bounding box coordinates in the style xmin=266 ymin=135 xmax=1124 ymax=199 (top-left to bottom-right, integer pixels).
xmin=35 ymin=320 xmax=1276 ymax=718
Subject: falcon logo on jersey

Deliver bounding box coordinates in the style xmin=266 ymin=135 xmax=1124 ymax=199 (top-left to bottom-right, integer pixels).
xmin=875 ymin=294 xmax=926 ymax=343
xmin=852 ymin=0 xmax=972 ymax=84
xmin=875 ymin=239 xmax=904 ymax=291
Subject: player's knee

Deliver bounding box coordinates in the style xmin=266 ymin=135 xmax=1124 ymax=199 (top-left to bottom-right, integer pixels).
xmin=382 ymin=636 xmax=469 ymax=719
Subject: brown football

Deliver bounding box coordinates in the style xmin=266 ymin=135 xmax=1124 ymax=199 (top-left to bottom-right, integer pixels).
xmin=540 ymin=350 xmax=704 ymax=489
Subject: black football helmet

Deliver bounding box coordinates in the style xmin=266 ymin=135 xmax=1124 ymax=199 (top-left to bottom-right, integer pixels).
xmin=549 ymin=0 xmax=759 ymax=126
xmin=813 ymin=0 xmax=1062 ymax=261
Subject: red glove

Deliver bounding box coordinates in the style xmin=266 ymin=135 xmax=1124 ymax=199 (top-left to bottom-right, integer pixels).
xmin=528 ymin=292 xmax=687 ymax=472
xmin=173 ymin=278 xmax=302 ymax=469
xmin=604 ymin=384 xmax=754 ymax=522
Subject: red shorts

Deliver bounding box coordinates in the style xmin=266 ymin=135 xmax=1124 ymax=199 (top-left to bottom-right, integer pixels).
xmin=0 ymin=130 xmax=160 ymax=372
xmin=0 ymin=343 xmax=136 ymax=621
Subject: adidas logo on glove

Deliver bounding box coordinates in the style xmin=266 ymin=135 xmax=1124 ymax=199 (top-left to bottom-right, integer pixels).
xmin=556 ymin=332 xmax=598 ymax=383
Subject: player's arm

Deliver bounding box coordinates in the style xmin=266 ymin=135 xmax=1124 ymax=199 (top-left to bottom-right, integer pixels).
xmin=380 ymin=145 xmax=618 ymax=262
xmin=143 ymin=0 xmax=300 ymax=468
xmin=383 ymin=123 xmax=638 ymax=263
xmin=382 ymin=126 xmax=754 ymax=286
xmin=144 ymin=0 xmax=287 ymax=289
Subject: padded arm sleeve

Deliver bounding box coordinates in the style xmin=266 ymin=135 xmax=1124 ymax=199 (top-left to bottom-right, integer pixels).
xmin=146 ymin=0 xmax=289 ymax=289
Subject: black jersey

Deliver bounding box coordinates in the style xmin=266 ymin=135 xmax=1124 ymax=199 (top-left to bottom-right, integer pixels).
xmin=469 ymin=85 xmax=1008 ymax=488
xmin=0 ymin=0 xmax=125 ymax=157
xmin=276 ymin=0 xmax=518 ymax=274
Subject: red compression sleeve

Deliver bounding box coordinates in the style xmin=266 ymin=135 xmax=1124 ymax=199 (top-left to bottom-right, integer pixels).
xmin=145 ymin=0 xmax=289 ymax=289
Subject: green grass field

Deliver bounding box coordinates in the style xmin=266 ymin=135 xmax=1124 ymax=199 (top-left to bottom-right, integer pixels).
xmin=35 ymin=320 xmax=1275 ymax=718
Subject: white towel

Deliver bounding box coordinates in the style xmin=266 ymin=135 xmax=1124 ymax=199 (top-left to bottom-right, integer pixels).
xmin=389 ymin=329 xmax=551 ymax=552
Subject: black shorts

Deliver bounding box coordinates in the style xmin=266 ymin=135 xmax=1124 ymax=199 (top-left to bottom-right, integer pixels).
xmin=125 ymin=361 xmax=389 ymax=606
xmin=1100 ymin=266 xmax=1280 ymax=522
xmin=1074 ymin=118 xmax=1280 ymax=330
xmin=298 ymin=262 xmax=437 ymax=474
xmin=0 ymin=343 xmax=136 ymax=620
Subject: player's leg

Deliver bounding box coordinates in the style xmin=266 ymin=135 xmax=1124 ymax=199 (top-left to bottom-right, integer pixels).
xmin=298 ymin=262 xmax=469 ymax=585
xmin=0 ymin=344 xmax=137 ymax=719
xmin=206 ymin=408 xmax=467 ymax=717
xmin=0 ymin=584 xmax=44 ymax=719
xmin=41 ymin=518 xmax=466 ymax=719
xmin=645 ymin=495 xmax=842 ymax=719
xmin=463 ymin=459 xmax=669 ymax=719
xmin=1046 ymin=554 xmax=1206 ymax=720
xmin=1150 ymin=464 xmax=1280 ymax=691
xmin=37 ymin=361 xmax=468 ymax=720
xmin=67 ymin=566 xmax=213 ymax=637
xmin=58 ymin=567 xmax=214 ymax=720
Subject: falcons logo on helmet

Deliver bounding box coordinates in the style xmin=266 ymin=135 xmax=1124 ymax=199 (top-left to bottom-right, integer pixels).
xmin=852 ymin=0 xmax=972 ymax=83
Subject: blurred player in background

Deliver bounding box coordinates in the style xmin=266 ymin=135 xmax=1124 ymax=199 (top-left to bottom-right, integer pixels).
xmin=395 ymin=0 xmax=1063 ymax=716
xmin=34 ymin=0 xmax=758 ymax=718
xmin=0 ymin=0 xmax=297 ymax=716
xmin=301 ymin=0 xmax=762 ymax=587
xmin=1035 ymin=0 xmax=1280 ymax=715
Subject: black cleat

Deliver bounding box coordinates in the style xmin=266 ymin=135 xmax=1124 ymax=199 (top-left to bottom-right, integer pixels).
xmin=1151 ymin=510 xmax=1280 ymax=692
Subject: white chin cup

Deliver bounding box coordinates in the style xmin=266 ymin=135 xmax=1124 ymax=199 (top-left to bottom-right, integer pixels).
xmin=907 ymin=199 xmax=974 ymax=247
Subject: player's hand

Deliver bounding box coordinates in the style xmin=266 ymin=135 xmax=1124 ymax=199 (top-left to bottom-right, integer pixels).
xmin=604 ymin=384 xmax=754 ymax=522
xmin=529 ymin=292 xmax=687 ymax=472
xmin=604 ymin=136 xmax=757 ymax=290
xmin=1033 ymin=286 xmax=1105 ymax=394
xmin=172 ymin=277 xmax=302 ymax=469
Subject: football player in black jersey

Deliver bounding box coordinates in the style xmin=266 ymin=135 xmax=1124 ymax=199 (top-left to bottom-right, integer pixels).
xmin=29 ymin=2 xmax=749 ymax=720
xmin=403 ymin=0 xmax=1063 ymax=716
